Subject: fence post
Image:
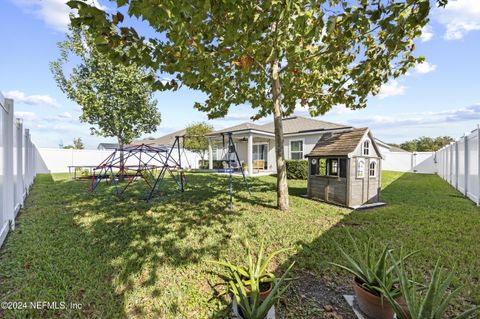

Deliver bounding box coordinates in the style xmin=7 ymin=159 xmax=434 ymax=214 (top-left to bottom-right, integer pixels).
xmin=3 ymin=99 xmax=15 ymax=230
xmin=15 ymin=118 xmax=24 ymax=214
xmin=464 ymin=135 xmax=468 ymax=196
xmin=24 ymin=129 xmax=30 ymax=192
xmin=449 ymin=143 xmax=453 ymax=184
xmin=455 ymin=140 xmax=459 ymax=190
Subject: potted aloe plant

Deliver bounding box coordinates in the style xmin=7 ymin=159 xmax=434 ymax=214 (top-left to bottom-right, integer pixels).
xmin=379 ymin=256 xmax=479 ymax=319
xmin=209 ymin=242 xmax=295 ymax=319
xmin=330 ymin=234 xmax=416 ymax=319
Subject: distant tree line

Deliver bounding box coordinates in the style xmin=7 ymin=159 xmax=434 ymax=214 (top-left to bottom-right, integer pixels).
xmin=391 ymin=136 xmax=454 ymax=152
xmin=63 ymin=137 xmax=85 ymax=150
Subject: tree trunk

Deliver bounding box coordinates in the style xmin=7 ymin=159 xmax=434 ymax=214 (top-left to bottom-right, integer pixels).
xmin=272 ymin=60 xmax=289 ymax=211
xmin=118 ymin=137 xmax=125 ymax=181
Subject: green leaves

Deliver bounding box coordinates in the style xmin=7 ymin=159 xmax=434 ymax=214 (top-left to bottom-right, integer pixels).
xmin=330 ymin=233 xmax=416 ymax=298
xmin=208 ymin=241 xmax=295 ymax=319
xmin=380 ymin=256 xmax=479 ymax=319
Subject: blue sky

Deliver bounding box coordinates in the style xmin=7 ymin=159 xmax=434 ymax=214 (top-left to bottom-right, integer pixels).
xmin=1 ymin=0 xmax=479 ymax=149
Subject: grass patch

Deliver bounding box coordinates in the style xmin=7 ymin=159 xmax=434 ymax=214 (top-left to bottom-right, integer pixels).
xmin=0 ymin=171 xmax=478 ymax=318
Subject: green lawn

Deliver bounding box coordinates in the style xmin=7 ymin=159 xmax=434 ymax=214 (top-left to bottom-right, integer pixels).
xmin=0 ymin=171 xmax=478 ymax=318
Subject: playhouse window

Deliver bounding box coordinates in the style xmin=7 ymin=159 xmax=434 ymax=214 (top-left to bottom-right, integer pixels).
xmin=357 ymin=159 xmax=365 ymax=178
xmin=369 ymin=160 xmax=376 ymax=177
xmin=363 ymin=139 xmax=370 ymax=156
xmin=314 ymin=158 xmax=347 ymax=177
xmin=290 ymin=140 xmax=304 ymax=159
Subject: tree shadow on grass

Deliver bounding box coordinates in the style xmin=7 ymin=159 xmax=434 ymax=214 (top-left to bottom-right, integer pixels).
xmin=275 ymin=172 xmax=480 ymax=318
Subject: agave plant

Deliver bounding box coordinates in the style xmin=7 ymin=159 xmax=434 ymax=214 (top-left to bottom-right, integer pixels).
xmin=380 ymin=256 xmax=479 ymax=319
xmin=329 ymin=233 xmax=416 ymax=297
xmin=209 ymin=242 xmax=292 ymax=297
xmin=209 ymin=242 xmax=295 ymax=319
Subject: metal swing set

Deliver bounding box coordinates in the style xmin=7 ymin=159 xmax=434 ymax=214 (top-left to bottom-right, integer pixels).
xmin=89 ymin=132 xmax=250 ymax=208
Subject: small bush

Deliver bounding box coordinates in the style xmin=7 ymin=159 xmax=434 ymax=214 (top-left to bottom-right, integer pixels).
xmin=285 ymin=160 xmax=308 ymax=179
xmin=198 ymin=160 xmax=224 ymax=169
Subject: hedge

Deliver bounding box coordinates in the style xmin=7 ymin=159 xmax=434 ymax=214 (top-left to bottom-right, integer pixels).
xmin=198 ymin=160 xmax=225 ymax=169
xmin=285 ymin=160 xmax=308 ymax=180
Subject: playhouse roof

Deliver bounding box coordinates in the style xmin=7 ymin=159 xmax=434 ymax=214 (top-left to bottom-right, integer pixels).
xmin=306 ymin=128 xmax=371 ymax=157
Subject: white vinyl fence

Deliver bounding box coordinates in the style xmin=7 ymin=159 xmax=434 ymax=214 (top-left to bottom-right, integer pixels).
xmin=35 ymin=147 xmax=202 ymax=174
xmin=0 ymin=94 xmax=37 ymax=248
xmin=436 ymin=127 xmax=480 ymax=206
xmin=382 ymin=151 xmax=436 ymax=174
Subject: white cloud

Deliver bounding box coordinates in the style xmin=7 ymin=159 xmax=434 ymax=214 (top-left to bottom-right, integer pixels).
xmin=15 ymin=111 xmax=38 ymax=121
xmin=3 ymin=90 xmax=60 ymax=108
xmin=414 ymin=61 xmax=437 ymax=74
xmin=325 ymin=104 xmax=353 ymax=115
xmin=435 ymin=0 xmax=480 ymax=40
xmin=58 ymin=111 xmax=72 ymax=119
xmin=420 ymin=25 xmax=434 ymax=42
xmin=377 ymin=81 xmax=406 ymax=99
xmin=349 ymin=104 xmax=480 ymax=128
xmin=11 ymin=0 xmax=107 ymax=32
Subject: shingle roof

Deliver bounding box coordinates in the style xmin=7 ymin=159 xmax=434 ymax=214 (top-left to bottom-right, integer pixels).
xmin=206 ymin=122 xmax=268 ymax=136
xmin=97 ymin=143 xmax=119 ymax=149
xmin=306 ymin=128 xmax=369 ymax=157
xmin=388 ymin=145 xmax=407 ymax=152
xmin=258 ymin=116 xmax=348 ymax=134
xmin=131 ymin=129 xmax=186 ymax=146
xmin=207 ymin=116 xmax=350 ymax=136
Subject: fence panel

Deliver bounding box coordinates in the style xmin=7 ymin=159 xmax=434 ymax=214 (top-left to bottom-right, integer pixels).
xmin=436 ymin=127 xmax=480 ymax=206
xmin=0 ymin=95 xmax=38 ymax=248
xmin=457 ymin=139 xmax=465 ymax=193
xmin=0 ymin=93 xmax=6 ymax=247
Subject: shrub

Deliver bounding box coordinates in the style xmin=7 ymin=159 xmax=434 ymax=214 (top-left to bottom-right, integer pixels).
xmin=285 ymin=160 xmax=308 ymax=179
xmin=198 ymin=160 xmax=224 ymax=169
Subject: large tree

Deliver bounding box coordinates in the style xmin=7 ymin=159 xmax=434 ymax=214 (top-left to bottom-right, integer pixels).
xmin=69 ymin=0 xmax=446 ymax=210
xmin=50 ymin=27 xmax=161 ymax=159
xmin=184 ymin=122 xmax=214 ymax=162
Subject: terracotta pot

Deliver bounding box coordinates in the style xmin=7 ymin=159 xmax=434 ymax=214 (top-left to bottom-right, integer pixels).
xmin=245 ymin=282 xmax=273 ymax=300
xmin=352 ymin=279 xmax=395 ymax=319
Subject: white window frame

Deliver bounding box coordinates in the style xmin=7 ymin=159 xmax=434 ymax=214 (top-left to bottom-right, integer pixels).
xmin=369 ymin=160 xmax=377 ymax=177
xmin=357 ymin=158 xmax=365 ymax=178
xmin=290 ymin=139 xmax=304 ymax=160
xmin=362 ymin=139 xmax=370 ymax=156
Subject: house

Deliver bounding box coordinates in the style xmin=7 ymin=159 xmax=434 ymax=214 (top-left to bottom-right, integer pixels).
xmin=305 ymin=128 xmax=383 ymax=208
xmin=97 ymin=143 xmax=118 ymax=150
xmin=375 ymin=139 xmax=407 ymax=154
xmin=205 ymin=116 xmax=353 ymax=175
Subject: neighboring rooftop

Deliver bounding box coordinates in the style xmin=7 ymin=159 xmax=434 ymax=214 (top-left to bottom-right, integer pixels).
xmin=388 ymin=144 xmax=407 ymax=152
xmin=306 ymin=128 xmax=370 ymax=157
xmin=97 ymin=143 xmax=119 ymax=150
xmin=131 ymin=129 xmax=186 ymax=146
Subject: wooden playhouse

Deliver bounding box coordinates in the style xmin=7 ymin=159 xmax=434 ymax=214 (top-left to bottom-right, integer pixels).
xmin=305 ymin=128 xmax=384 ymax=209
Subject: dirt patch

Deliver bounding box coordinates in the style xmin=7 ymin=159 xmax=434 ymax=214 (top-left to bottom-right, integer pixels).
xmin=277 ymin=270 xmax=356 ymax=319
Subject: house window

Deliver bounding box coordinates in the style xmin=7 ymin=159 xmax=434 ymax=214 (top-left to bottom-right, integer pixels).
xmin=369 ymin=160 xmax=376 ymax=177
xmin=363 ymin=139 xmax=370 ymax=156
xmin=357 ymin=159 xmax=365 ymax=178
xmin=290 ymin=140 xmax=303 ymax=160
